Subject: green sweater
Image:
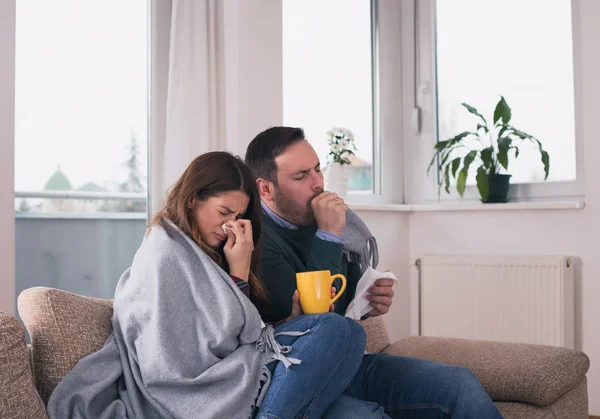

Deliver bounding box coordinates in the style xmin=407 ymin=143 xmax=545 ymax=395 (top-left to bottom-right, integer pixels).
xmin=259 ymin=212 xmax=361 ymax=323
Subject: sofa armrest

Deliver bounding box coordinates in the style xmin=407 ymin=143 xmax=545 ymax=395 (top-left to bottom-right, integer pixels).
xmin=18 ymin=287 xmax=114 ymax=403
xmin=384 ymin=336 xmax=589 ymax=406
xmin=0 ymin=312 xmax=48 ymax=419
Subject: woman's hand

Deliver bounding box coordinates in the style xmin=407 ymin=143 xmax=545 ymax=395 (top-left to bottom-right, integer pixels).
xmin=223 ymin=219 xmax=253 ymax=282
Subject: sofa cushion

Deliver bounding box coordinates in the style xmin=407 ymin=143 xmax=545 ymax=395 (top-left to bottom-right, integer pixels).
xmin=0 ymin=312 xmax=48 ymax=419
xmin=385 ymin=336 xmax=590 ymax=406
xmin=18 ymin=287 xmax=113 ymax=404
xmin=357 ymin=316 xmax=391 ymax=353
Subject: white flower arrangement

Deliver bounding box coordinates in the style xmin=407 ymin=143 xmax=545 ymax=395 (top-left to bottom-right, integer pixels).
xmin=326 ymin=127 xmax=356 ymax=165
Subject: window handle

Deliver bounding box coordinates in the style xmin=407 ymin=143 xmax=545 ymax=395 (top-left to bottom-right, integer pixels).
xmin=412 ymin=106 xmax=422 ymax=135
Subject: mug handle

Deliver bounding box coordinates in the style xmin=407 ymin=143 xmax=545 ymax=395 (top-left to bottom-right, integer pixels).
xmin=329 ymin=274 xmax=347 ymax=306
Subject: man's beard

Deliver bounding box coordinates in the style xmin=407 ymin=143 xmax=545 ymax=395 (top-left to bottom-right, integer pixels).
xmin=273 ymin=186 xmax=322 ymax=227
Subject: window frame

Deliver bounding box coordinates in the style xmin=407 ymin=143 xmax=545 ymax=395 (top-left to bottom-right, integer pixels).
xmin=1 ymin=0 xmax=16 ymax=315
xmin=280 ymin=0 xmax=386 ymax=203
xmin=409 ymin=0 xmax=585 ymax=204
xmin=346 ymin=0 xmax=405 ymax=205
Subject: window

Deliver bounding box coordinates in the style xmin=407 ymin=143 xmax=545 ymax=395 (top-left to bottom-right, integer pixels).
xmin=14 ymin=0 xmax=149 ymax=301
xmin=410 ymin=0 xmax=583 ymax=202
xmin=436 ymin=0 xmax=576 ymax=184
xmin=282 ymin=0 xmax=375 ymax=193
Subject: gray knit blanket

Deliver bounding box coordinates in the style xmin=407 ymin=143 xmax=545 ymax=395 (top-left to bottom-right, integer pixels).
xmin=342 ymin=209 xmax=379 ymax=272
xmin=46 ymin=220 xmax=300 ymax=419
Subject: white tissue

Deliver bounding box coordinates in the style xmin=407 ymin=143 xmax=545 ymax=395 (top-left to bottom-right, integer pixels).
xmin=344 ymin=267 xmax=398 ymax=320
xmin=221 ymin=223 xmax=236 ymax=236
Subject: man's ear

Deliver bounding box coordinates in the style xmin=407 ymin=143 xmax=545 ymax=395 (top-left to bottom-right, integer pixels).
xmin=256 ymin=178 xmax=275 ymax=202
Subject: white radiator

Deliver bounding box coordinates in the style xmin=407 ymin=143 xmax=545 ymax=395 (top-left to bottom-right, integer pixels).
xmin=418 ymin=255 xmax=575 ymax=348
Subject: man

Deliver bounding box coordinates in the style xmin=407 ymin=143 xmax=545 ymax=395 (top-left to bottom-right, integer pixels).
xmin=245 ymin=126 xmax=502 ymax=418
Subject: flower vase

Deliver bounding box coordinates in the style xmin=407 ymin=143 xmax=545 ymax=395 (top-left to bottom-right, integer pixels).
xmin=325 ymin=162 xmax=349 ymax=199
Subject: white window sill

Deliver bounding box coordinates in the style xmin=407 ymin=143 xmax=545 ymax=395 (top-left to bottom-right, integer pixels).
xmin=351 ymin=200 xmax=585 ymax=213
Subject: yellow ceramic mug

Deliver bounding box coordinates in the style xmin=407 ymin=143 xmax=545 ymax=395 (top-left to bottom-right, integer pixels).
xmin=296 ymin=270 xmax=347 ymax=314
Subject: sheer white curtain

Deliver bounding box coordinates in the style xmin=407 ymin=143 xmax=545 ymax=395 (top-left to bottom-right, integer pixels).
xmin=151 ymin=0 xmax=227 ymax=214
xmin=150 ymin=0 xmax=282 ymax=215
xmin=165 ymin=0 xmax=225 ymax=200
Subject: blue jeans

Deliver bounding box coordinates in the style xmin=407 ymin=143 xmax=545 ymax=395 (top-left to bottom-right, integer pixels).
xmin=256 ymin=313 xmax=366 ymax=419
xmin=343 ymin=353 xmax=503 ymax=419
xmin=323 ymin=395 xmax=390 ymax=418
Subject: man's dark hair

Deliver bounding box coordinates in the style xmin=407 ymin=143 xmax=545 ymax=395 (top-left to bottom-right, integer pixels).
xmin=244 ymin=126 xmax=305 ymax=183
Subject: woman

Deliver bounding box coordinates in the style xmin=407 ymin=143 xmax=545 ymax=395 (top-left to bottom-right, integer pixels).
xmin=46 ymin=152 xmax=370 ymax=419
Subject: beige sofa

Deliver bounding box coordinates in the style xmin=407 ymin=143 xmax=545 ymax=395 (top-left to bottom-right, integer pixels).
xmin=0 ymin=286 xmax=591 ymax=418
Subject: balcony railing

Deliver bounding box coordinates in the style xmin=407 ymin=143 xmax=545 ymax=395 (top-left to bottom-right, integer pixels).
xmin=15 ymin=190 xmax=148 ymax=220
xmin=15 ymin=190 xmax=147 ymax=200
xmin=14 ymin=190 xmax=149 ymax=303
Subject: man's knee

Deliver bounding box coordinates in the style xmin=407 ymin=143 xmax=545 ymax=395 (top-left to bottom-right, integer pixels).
xmin=346 ymin=317 xmax=367 ymax=346
xmin=444 ymin=365 xmax=486 ymax=393
xmin=450 ymin=365 xmax=476 ymax=379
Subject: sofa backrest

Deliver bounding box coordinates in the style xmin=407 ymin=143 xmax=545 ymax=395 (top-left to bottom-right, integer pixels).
xmin=17 ymin=286 xmax=392 ymax=404
xmin=18 ymin=287 xmax=113 ymax=404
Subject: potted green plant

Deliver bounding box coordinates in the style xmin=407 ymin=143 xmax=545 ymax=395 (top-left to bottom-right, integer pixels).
xmin=428 ymin=96 xmax=550 ymax=202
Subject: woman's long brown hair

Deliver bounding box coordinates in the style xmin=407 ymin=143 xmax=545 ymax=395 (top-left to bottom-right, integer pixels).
xmin=151 ymin=152 xmax=268 ymax=304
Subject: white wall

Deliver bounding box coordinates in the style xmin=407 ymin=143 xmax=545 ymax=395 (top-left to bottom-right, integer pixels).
xmin=223 ymin=0 xmax=282 ymax=158
xmin=357 ymin=210 xmax=412 ymax=343
xmin=0 ymin=0 xmax=15 ymax=315
xmin=405 ymin=1 xmax=600 ymax=412
xmin=236 ymin=0 xmax=282 ymax=153
xmin=408 ymin=209 xmax=599 ymax=412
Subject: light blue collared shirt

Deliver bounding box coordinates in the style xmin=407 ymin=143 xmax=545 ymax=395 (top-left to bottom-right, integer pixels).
xmin=261 ymin=201 xmax=344 ymax=244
